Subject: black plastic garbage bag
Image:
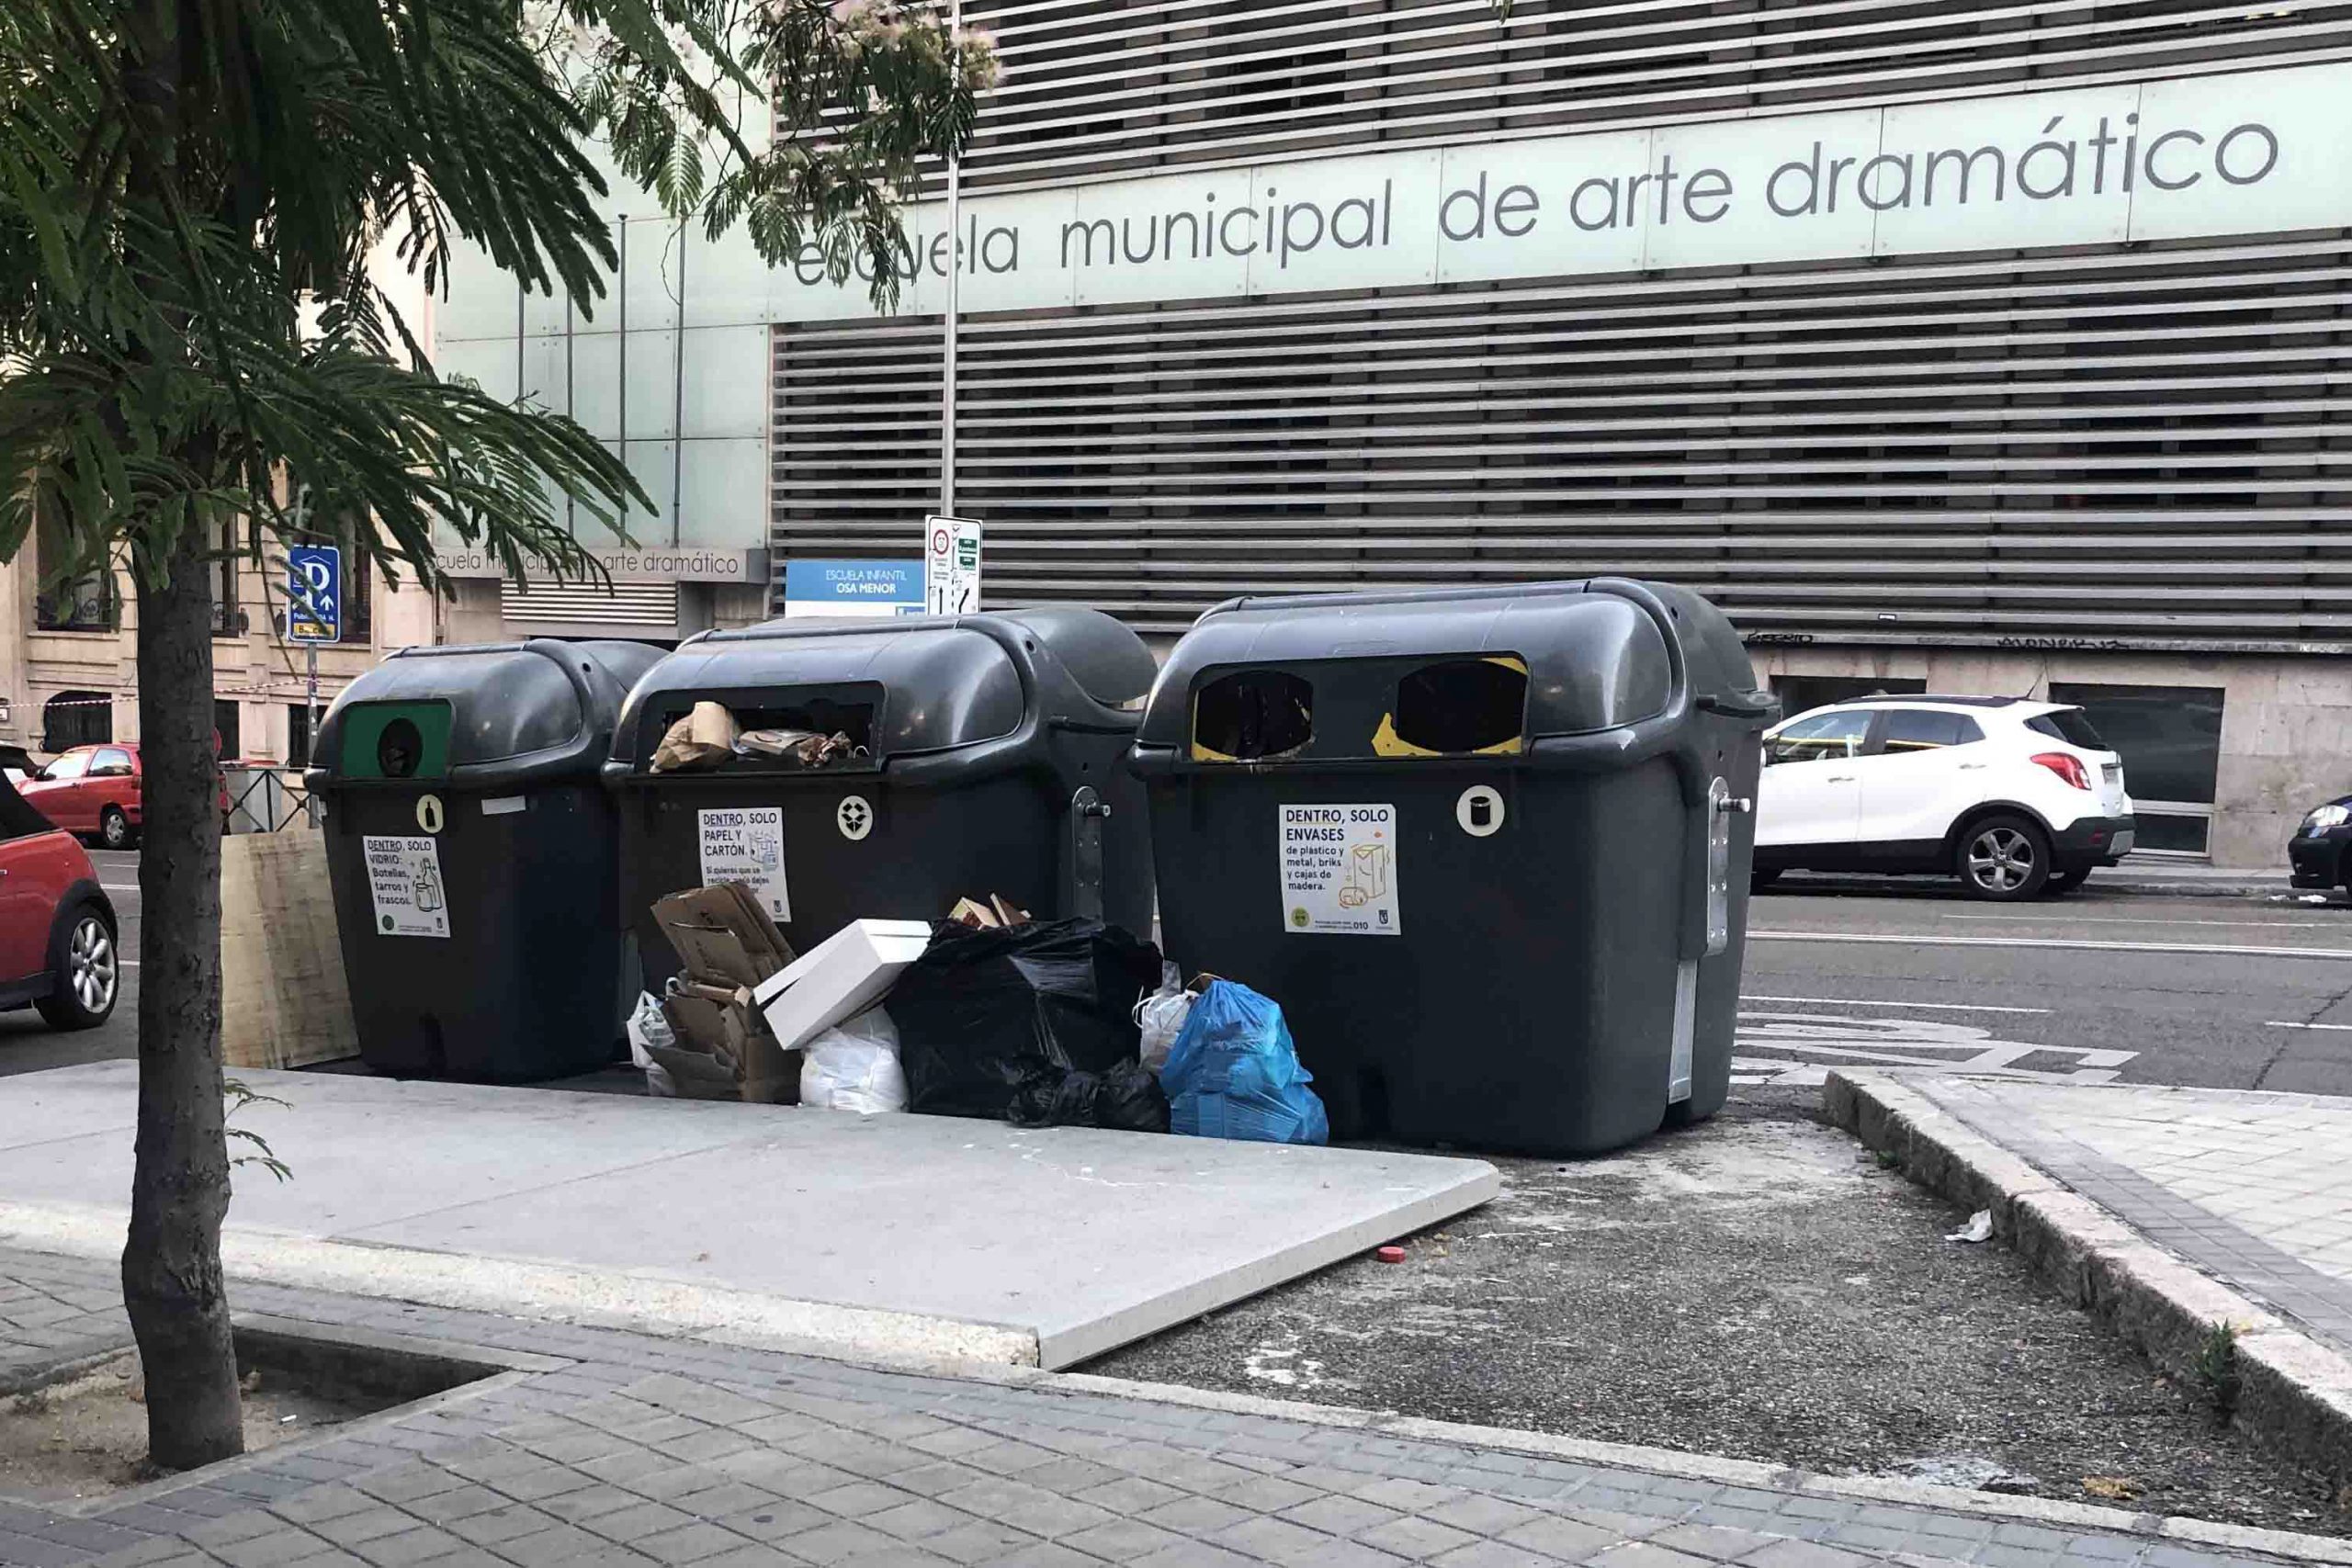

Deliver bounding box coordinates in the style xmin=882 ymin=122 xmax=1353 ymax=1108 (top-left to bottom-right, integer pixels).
xmin=1008 ymin=1062 xmax=1170 ymax=1133
xmin=892 ymin=918 xmax=1164 ymax=1125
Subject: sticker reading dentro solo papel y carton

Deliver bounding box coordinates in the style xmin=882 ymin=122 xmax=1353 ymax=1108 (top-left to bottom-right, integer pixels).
xmin=699 ymin=806 xmax=793 ymax=922
xmin=1280 ymin=804 xmax=1401 ymax=935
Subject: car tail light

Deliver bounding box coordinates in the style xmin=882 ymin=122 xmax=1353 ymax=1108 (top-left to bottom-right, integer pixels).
xmin=2030 ymin=751 xmax=2090 ymax=790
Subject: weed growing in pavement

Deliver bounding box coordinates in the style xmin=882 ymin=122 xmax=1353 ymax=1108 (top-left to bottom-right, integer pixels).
xmin=2194 ymin=1319 xmax=2242 ymax=1415
xmin=224 ymin=1078 xmax=292 ymax=1184
xmin=1874 ymin=1148 xmax=1903 ymax=1169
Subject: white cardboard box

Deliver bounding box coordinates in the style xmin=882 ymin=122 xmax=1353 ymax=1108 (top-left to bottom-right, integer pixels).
xmin=752 ymin=919 xmax=934 ymax=1051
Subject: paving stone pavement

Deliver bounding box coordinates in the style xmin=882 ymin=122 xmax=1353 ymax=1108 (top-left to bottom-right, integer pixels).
xmin=0 ymin=1245 xmax=2334 ymax=1568
xmin=0 ymin=1254 xmax=130 ymax=1391
xmin=1912 ymin=1081 xmax=2352 ymax=1359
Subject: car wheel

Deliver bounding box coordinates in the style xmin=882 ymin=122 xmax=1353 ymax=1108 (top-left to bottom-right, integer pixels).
xmin=36 ymin=907 xmax=119 ymax=1031
xmin=99 ymin=807 xmax=134 ymax=851
xmin=2046 ymin=868 xmax=2087 ymax=896
xmin=1957 ymin=816 xmax=2052 ymax=901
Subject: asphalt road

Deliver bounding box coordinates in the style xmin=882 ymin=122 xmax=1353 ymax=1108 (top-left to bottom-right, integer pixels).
xmin=1736 ymin=883 xmax=2352 ymax=1096
xmin=9 ymin=855 xmax=2352 ymax=1100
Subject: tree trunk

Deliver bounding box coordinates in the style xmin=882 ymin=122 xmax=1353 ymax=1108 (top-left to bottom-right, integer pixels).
xmin=122 ymin=520 xmax=243 ymax=1471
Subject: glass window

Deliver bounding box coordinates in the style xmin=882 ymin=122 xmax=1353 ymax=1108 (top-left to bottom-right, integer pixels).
xmin=287 ymin=705 xmax=312 ymax=771
xmin=0 ymin=775 xmax=52 ymax=842
xmin=210 ymin=517 xmax=241 ymax=637
xmin=344 ymin=544 xmax=372 ymax=644
xmin=2046 ymin=683 xmax=2222 ymax=804
xmin=1877 ymin=710 xmax=1983 ymax=751
xmin=214 ymin=700 xmax=242 ymax=762
xmin=88 ymin=748 xmax=132 ymax=777
xmin=40 ymin=692 xmax=111 ymax=751
xmin=33 ymin=516 xmax=117 ymax=632
xmin=1771 ymin=675 xmax=1924 ymax=717
xmin=2132 ymin=814 xmax=2211 ymax=854
xmin=2026 ymin=709 xmax=2109 ymax=750
xmin=1768 ymin=709 xmax=1873 ymax=764
xmin=42 ymin=750 xmax=88 ymax=782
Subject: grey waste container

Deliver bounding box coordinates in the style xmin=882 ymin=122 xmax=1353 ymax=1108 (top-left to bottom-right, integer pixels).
xmin=1130 ymin=579 xmax=1777 ymax=1156
xmin=308 ymin=639 xmax=662 ymax=1081
xmin=605 ymin=607 xmax=1157 ymax=988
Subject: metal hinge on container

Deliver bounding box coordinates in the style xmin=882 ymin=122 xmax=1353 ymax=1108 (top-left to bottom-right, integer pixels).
xmin=1706 ymin=776 xmax=1749 ymax=959
xmin=1070 ymin=785 xmax=1112 ymax=920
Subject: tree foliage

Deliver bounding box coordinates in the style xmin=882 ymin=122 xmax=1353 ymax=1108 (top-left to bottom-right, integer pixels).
xmin=0 ymin=0 xmax=991 ymax=1471
xmin=0 ymin=0 xmax=994 ymax=595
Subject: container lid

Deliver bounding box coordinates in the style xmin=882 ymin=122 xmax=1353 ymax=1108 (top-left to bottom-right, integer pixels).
xmin=992 ymin=607 xmax=1158 ymax=706
xmin=614 ymin=622 xmax=1024 ymax=764
xmin=613 ymin=606 xmax=1156 ymax=767
xmin=1138 ymin=580 xmax=1747 ymax=750
xmin=320 ymin=640 xmax=651 ymax=780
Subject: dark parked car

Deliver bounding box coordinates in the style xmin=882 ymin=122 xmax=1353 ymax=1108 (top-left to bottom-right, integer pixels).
xmin=2290 ymin=794 xmax=2352 ymax=896
xmin=0 ymin=770 xmax=119 ymax=1031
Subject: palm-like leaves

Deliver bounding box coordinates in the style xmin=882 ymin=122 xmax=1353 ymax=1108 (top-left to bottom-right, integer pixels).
xmin=0 ymin=0 xmax=991 ymax=594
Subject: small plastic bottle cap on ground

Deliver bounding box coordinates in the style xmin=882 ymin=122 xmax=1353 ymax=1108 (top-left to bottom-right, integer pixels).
xmin=1374 ymin=1245 xmax=1407 ymax=1264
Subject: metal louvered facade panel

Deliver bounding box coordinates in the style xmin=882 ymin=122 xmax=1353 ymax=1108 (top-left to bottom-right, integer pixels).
xmin=499 ymin=580 xmax=682 ymax=628
xmin=771 ymin=0 xmax=2352 ymax=650
xmin=956 ymin=0 xmax=2352 ymax=190
xmin=774 ymin=233 xmax=2352 ymax=643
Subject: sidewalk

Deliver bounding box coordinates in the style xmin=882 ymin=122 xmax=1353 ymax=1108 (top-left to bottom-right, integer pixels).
xmin=3 ymin=1246 xmax=2348 ymax=1568
xmin=1778 ymin=863 xmax=2299 ymax=901
xmin=2094 ymin=863 xmax=2301 ymax=901
xmin=1826 ymin=1073 xmax=2352 ymax=1489
xmin=0 ymin=1064 xmax=1495 ymax=1371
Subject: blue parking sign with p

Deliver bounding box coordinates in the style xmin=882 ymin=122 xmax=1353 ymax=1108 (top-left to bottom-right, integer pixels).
xmin=288 ymin=545 xmax=342 ymax=644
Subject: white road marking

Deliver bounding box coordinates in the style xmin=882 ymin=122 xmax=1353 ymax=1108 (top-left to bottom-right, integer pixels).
xmin=100 ymin=883 xmax=139 ymax=893
xmin=1740 ymin=994 xmax=2050 ymax=1015
xmin=1751 ymin=930 xmax=2352 ymax=961
xmin=1938 ymin=913 xmax=2328 ymax=930
xmin=1730 ymin=1010 xmax=2135 ymax=1088
xmin=2262 ymin=1021 xmax=2352 ymax=1031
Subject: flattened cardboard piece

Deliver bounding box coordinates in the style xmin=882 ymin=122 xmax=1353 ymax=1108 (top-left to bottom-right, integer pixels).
xmin=652 ymin=886 xmax=796 ymax=989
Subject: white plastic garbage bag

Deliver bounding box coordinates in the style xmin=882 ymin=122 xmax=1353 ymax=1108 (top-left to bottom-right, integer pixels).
xmin=628 ymin=991 xmax=679 ymax=1098
xmin=801 ymin=1006 xmax=908 ymax=1114
xmin=1136 ymin=963 xmax=1193 ymax=1075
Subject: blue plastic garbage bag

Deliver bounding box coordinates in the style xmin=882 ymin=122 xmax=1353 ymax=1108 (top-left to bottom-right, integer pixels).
xmin=1159 ymin=980 xmax=1329 ymax=1145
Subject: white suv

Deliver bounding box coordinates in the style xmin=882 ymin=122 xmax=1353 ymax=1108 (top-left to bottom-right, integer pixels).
xmin=1754 ymin=697 xmax=2136 ymax=900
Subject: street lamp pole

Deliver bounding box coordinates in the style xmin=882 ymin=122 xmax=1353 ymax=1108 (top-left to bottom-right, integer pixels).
xmin=940 ymin=0 xmax=962 ymax=518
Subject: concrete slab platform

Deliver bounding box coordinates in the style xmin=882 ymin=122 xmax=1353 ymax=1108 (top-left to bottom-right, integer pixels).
xmin=0 ymin=1062 xmax=1497 ymax=1369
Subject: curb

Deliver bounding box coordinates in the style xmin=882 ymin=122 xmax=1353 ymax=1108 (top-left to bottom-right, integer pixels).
xmin=5 ymin=1238 xmax=2350 ymax=1562
xmin=950 ymin=1367 xmax=2352 ymax=1562
xmin=1823 ymin=1068 xmax=2352 ymax=1495
xmin=1770 ymin=873 xmax=2294 ymax=902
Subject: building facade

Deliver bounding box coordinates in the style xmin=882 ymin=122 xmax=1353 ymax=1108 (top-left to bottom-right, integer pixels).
xmin=0 ymin=524 xmax=428 ymax=772
xmin=433 ymin=0 xmax=2352 ymax=866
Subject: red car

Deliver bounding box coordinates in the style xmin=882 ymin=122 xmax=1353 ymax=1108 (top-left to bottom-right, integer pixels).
xmin=0 ymin=771 xmax=119 ymax=1030
xmin=18 ymin=742 xmax=147 ymax=850
xmin=17 ymin=741 xmax=235 ymax=848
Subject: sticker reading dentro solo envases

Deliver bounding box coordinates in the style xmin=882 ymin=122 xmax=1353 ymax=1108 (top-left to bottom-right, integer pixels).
xmin=1280 ymin=804 xmax=1401 ymax=936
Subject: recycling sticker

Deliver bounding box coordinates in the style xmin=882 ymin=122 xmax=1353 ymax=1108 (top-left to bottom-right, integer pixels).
xmin=363 ymin=835 xmax=450 ymax=938
xmin=699 ymin=806 xmax=792 ymax=921
xmin=1279 ymin=803 xmax=1401 ymax=936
